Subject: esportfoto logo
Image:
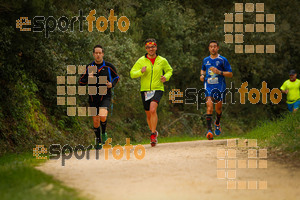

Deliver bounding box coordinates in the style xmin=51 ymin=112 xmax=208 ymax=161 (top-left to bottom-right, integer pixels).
xmin=169 ymin=81 xmax=282 ymax=110
xmin=16 ymin=9 xmax=130 ymax=38
xmin=33 ymin=138 xmax=146 ymax=166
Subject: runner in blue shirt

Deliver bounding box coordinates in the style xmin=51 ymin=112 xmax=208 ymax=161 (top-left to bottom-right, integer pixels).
xmin=200 ymin=40 xmax=233 ymax=140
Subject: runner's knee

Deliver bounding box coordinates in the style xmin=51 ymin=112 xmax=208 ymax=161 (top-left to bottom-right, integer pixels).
xmin=93 ymin=121 xmax=100 ymax=128
xmin=100 ymin=116 xmax=107 ymax=122
xmin=149 ymin=107 xmax=157 ymax=115
xmin=207 ymin=107 xmax=213 ymax=114
xmin=216 ymin=106 xmax=222 ymax=114
xmin=93 ymin=116 xmax=100 ymax=127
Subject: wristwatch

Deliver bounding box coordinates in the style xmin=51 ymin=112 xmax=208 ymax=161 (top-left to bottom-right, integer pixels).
xmin=220 ymin=71 xmax=223 ymax=76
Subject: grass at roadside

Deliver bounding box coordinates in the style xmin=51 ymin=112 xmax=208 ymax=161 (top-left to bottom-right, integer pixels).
xmin=243 ymin=111 xmax=300 ymax=157
xmin=131 ymin=134 xmax=238 ymax=145
xmin=0 ymin=153 xmax=89 ymax=200
xmin=131 ymin=111 xmax=299 ymax=161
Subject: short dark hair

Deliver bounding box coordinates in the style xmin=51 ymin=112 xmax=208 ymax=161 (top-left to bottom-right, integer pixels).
xmin=208 ymin=40 xmax=219 ymax=46
xmin=93 ymin=45 xmax=104 ymax=53
xmin=145 ymin=38 xmax=157 ymax=45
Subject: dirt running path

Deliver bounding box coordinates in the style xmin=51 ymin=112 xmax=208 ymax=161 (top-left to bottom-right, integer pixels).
xmin=36 ymin=140 xmax=300 ymax=200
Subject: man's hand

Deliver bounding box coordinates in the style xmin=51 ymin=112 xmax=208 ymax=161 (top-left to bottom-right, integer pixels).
xmin=88 ymin=72 xmax=94 ymax=77
xmin=282 ymin=90 xmax=289 ymax=94
xmin=141 ymin=66 xmax=147 ymax=73
xmin=200 ymin=75 xmax=204 ymax=82
xmin=106 ymin=80 xmax=112 ymax=88
xmin=160 ymin=75 xmax=166 ymax=83
xmin=210 ymin=67 xmax=220 ymax=75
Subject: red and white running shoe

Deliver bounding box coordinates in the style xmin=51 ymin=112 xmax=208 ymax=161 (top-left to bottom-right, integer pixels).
xmin=150 ymin=130 xmax=158 ymax=147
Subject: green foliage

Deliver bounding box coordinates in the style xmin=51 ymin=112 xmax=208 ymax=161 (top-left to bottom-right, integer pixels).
xmin=244 ymin=111 xmax=300 ymax=155
xmin=0 ymin=0 xmax=299 ymax=154
xmin=0 ymin=153 xmax=88 ymax=200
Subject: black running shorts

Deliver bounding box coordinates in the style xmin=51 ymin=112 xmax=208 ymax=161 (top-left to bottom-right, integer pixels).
xmin=89 ymin=95 xmax=111 ymax=115
xmin=140 ymin=90 xmax=164 ymax=111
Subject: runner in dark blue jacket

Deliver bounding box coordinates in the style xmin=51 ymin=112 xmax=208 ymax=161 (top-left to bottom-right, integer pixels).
xmin=79 ymin=45 xmax=119 ymax=149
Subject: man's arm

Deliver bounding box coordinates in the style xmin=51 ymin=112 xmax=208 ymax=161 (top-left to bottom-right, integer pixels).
xmin=210 ymin=57 xmax=233 ymax=78
xmin=210 ymin=67 xmax=233 ymax=78
xmin=109 ymin=64 xmax=120 ymax=87
xmin=280 ymin=82 xmax=288 ymax=94
xmin=78 ymin=65 xmax=89 ymax=85
xmin=162 ymin=59 xmax=173 ymax=82
xmin=200 ymin=70 xmax=205 ymax=82
xmin=200 ymin=60 xmax=206 ymax=82
xmin=211 ymin=57 xmax=233 ymax=78
xmin=130 ymin=61 xmax=144 ymax=78
xmin=224 ymin=71 xmax=233 ymax=77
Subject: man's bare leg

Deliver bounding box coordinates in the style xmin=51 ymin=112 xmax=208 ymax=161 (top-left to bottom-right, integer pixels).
xmin=214 ymin=100 xmax=223 ymax=136
xmin=145 ymin=111 xmax=152 ymax=131
xmin=205 ymin=97 xmax=214 ymax=139
xmin=99 ymin=108 xmax=108 ymax=144
xmin=149 ymin=101 xmax=158 ymax=133
xmin=92 ymin=115 xmax=101 ymax=148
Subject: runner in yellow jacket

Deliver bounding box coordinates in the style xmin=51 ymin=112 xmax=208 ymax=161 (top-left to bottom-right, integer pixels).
xmin=130 ymin=38 xmax=173 ymax=146
xmin=280 ymin=70 xmax=300 ymax=112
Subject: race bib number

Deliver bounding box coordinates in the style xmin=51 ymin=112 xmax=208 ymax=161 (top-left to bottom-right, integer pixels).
xmin=145 ymin=90 xmax=155 ymax=101
xmin=207 ymin=77 xmax=219 ymax=84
